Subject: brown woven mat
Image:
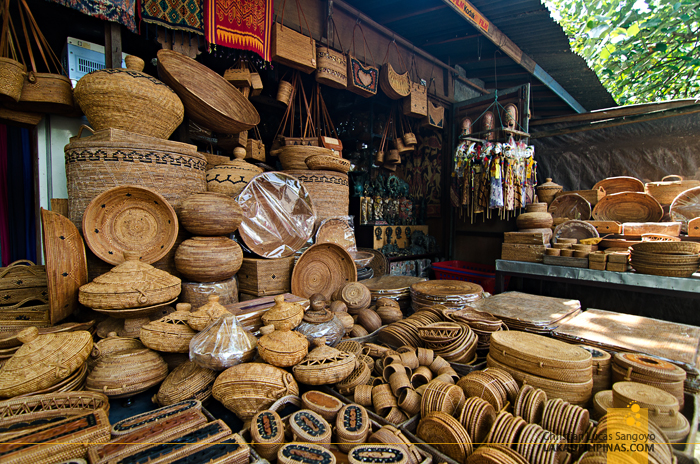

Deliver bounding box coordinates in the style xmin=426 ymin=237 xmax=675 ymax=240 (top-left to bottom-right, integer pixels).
xmin=471 ymin=292 xmax=581 ymax=332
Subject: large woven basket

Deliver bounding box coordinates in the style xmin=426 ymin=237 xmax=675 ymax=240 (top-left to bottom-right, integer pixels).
xmin=64 ymin=125 xmax=206 ymax=228
xmin=154 ymin=360 xmax=217 ymax=406
xmin=279 ymin=145 xmax=335 ymax=170
xmin=283 ymin=170 xmax=349 ymax=221
xmin=212 ymin=362 xmax=300 ymax=420
xmin=85 ymin=348 xmax=168 ymax=398
xmin=380 ymin=63 xmax=410 ymax=100
xmin=645 ymin=175 xmax=700 ymax=205
xmin=140 ymin=310 xmax=196 ymax=353
xmin=5 ymin=72 xmax=75 ymax=115
xmin=0 ymin=57 xmax=27 ymax=102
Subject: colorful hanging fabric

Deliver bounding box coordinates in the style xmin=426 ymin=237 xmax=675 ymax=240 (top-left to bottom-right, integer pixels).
xmin=47 ymin=0 xmax=138 ymax=33
xmin=140 ymin=0 xmax=204 ymax=34
xmin=204 ymin=0 xmax=273 ymax=61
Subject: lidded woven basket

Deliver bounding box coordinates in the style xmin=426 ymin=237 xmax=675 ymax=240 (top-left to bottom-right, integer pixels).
xmin=295 ymin=296 xmax=346 ymax=346
xmin=261 ymin=294 xmax=305 ymax=330
xmin=153 ymin=360 xmax=217 ymax=406
xmin=212 ymin=362 xmax=300 ymax=420
xmin=206 ymin=148 xmax=263 ymax=198
xmin=0 ymin=327 xmax=93 ymax=398
xmin=140 ymin=310 xmax=197 ymax=353
xmin=188 ymin=295 xmax=231 ymax=331
xmin=293 ymin=337 xmax=357 ymax=385
xmin=257 ymin=322 xmax=309 ymax=367
xmin=251 ymin=409 xmax=286 ymax=461
xmin=85 ymin=347 xmax=168 ymax=398
xmin=78 ymin=251 xmax=181 ymax=310
xmin=190 ymin=313 xmax=257 ymax=370
xmin=89 ymin=332 xmax=144 ymax=371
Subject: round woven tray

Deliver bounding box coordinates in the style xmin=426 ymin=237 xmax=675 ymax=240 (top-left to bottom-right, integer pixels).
xmin=613 ymin=352 xmax=686 ymax=382
xmin=552 ymin=220 xmax=599 ymax=245
xmin=291 ymin=243 xmax=357 ymax=300
xmin=357 ymin=248 xmax=388 ymax=278
xmin=82 ymin=185 xmax=178 ymax=266
xmin=416 ymin=412 xmax=472 ymax=463
xmin=631 ymin=240 xmax=700 ymax=255
xmin=593 ymin=192 xmax=663 ymax=223
xmin=305 ymin=154 xmax=351 ymax=174
xmin=612 ymin=381 xmax=679 ymax=413
xmin=156 ymin=49 xmax=259 ymax=134
xmin=238 ymin=172 xmax=316 ymax=258
xmin=316 ymin=218 xmax=356 ymax=251
xmin=670 ymin=186 xmax=700 ymax=233
xmin=593 ymin=176 xmax=645 ymax=195
xmin=548 ymin=193 xmax=592 ymax=220
xmin=630 ymin=261 xmax=699 ymax=278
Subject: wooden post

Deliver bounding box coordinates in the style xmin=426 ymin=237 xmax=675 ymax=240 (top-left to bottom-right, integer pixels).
xmin=104 ymin=22 xmax=122 ymax=68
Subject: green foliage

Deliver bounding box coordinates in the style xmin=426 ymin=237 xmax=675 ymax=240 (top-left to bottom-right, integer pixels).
xmin=545 ymin=0 xmax=700 ymax=104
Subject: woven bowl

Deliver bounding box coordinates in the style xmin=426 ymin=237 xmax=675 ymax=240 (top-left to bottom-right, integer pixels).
xmin=292 ymin=244 xmax=357 ymax=300
xmin=179 ymin=192 xmax=243 ymax=236
xmin=305 ymin=154 xmax=351 ymax=174
xmin=156 ymin=49 xmax=259 ymax=134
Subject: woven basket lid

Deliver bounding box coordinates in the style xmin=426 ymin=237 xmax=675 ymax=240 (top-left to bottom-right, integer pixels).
xmin=261 ymin=295 xmax=305 ymax=330
xmin=411 ymin=280 xmax=484 ymax=299
xmin=303 ymin=305 xmax=335 ymax=323
xmin=257 ymin=323 xmax=309 ymax=367
xmin=154 ymin=359 xmax=217 ymax=406
xmin=90 ymin=332 xmax=144 ymax=369
xmin=291 ymin=243 xmax=357 ymax=300
xmin=187 ymin=295 xmax=230 ymax=331
xmin=78 ymin=251 xmax=181 ymax=310
xmin=349 ymin=445 xmax=407 ymax=464
xmin=251 ymin=410 xmax=285 ymax=444
xmin=612 ymin=381 xmax=679 ymax=412
xmin=0 ymin=327 xmax=93 ymax=398
xmin=85 ymin=347 xmax=168 ymax=397
xmin=490 ymin=331 xmax=592 ymax=371
xmin=205 ymin=148 xmax=263 ymax=198
xmin=293 ymin=338 xmax=357 ymax=385
xmin=278 ymin=443 xmax=336 ymax=464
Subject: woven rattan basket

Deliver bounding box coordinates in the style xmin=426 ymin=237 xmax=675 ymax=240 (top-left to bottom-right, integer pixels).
xmin=283 ymin=170 xmax=349 ymax=221
xmin=89 ymin=333 xmax=144 ymax=371
xmin=257 ymin=323 xmax=309 ymax=367
xmin=110 ymin=399 xmax=203 ymax=436
xmin=205 ymin=148 xmax=263 ymax=198
xmin=74 ymin=59 xmax=184 ymax=139
xmin=187 ymin=295 xmax=231 ymax=331
xmin=293 ymin=338 xmax=357 ymax=385
xmin=279 ymin=145 xmax=334 ymax=170
xmin=0 ymin=327 xmax=92 ymax=398
xmin=261 ymin=294 xmax=305 ymax=330
xmin=190 ymin=314 xmax=257 ymax=370
xmin=380 ymin=63 xmax=410 ymax=100
xmin=0 ymin=58 xmax=27 ymax=103
xmin=85 ymin=348 xmax=168 ymax=398
xmin=153 ymin=360 xmax=217 ymax=406
xmin=251 ymin=410 xmax=285 ymax=461
xmin=179 ymin=192 xmax=243 ymax=236
xmin=140 ymin=310 xmax=196 ymax=353
xmin=305 ymin=154 xmax=351 ymax=173
xmin=301 ymin=390 xmax=344 ymax=422
xmin=289 ymin=409 xmax=332 ymax=448
xmin=78 ymin=251 xmax=181 ymax=310
xmin=175 ymin=236 xmax=243 ymax=283
xmin=212 ymin=362 xmax=299 ymax=420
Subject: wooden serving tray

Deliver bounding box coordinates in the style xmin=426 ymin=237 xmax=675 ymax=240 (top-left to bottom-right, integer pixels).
xmin=543 ymin=255 xmax=589 ymax=268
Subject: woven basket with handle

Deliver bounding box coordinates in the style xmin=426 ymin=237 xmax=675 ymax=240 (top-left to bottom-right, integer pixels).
xmin=271 ymin=0 xmax=316 ymax=73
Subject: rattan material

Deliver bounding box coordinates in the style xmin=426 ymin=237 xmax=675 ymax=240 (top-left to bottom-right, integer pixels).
xmin=78 ymin=251 xmax=181 ymax=310
xmin=490 ymin=330 xmax=593 ymax=373
xmin=85 ymin=347 xmax=168 ymax=398
xmin=140 ymin=310 xmax=196 ymax=353
xmin=593 ymin=176 xmax=645 ymax=195
xmin=0 ymin=410 xmax=111 ymax=464
xmin=301 ymin=390 xmax=344 ymax=422
xmin=187 ymin=295 xmax=231 ymax=331
xmin=251 ymin=410 xmax=285 ymax=461
xmin=0 ymin=58 xmax=27 ymax=103
xmin=205 ymin=148 xmax=263 ymax=198
xmin=305 ymin=154 xmax=351 ymax=173
xmin=593 ymin=191 xmax=664 ymax=223
xmin=316 ymin=218 xmax=356 ymax=251
xmin=261 ymin=294 xmax=305 ymax=330
xmin=154 ymin=360 xmax=216 ymax=406
xmin=354 ymin=384 xmax=374 ymax=407
xmin=289 ymin=409 xmax=332 ymax=448
xmin=612 ymin=381 xmax=679 ymax=414
xmin=613 ymin=352 xmax=686 ymax=382
xmin=549 ymin=193 xmax=592 ymax=220
xmin=110 ymin=399 xmax=202 ymax=436
xmin=279 ymin=145 xmax=335 ymax=170
xmin=380 ymin=63 xmax=410 ymax=99
xmin=278 ymin=443 xmax=336 ymax=464
xmin=292 ymin=244 xmax=357 ymax=300
xmin=631 ymin=241 xmax=700 ymax=255
xmin=340 ymin=282 xmax=372 ymax=312
xmin=179 ymin=192 xmax=242 ymax=236
xmin=157 ymin=49 xmax=259 ymax=134
xmin=82 ymin=185 xmax=179 ymax=266
xmin=189 ymin=314 xmax=257 ymax=370
xmin=89 ymin=332 xmax=144 ymax=370
xmin=417 ymin=412 xmax=473 ymax=463
xmin=283 ymin=170 xmax=349 ymax=221
xmin=213 ymin=362 xmax=299 ymax=420
xmin=348 ymin=443 xmax=407 ymax=464
xmin=257 ymin=323 xmax=309 ymax=367
xmin=536 ymin=178 xmax=563 ymax=206
xmin=336 ymin=340 xmax=363 ymax=356
xmin=669 ymin=186 xmax=700 ymax=233
xmin=0 ymin=327 xmax=92 ymax=398
xmin=175 ymin=236 xmax=243 ymax=283
xmin=40 ymin=208 xmax=88 ymax=325
xmin=421 ymin=379 xmax=466 ymax=417
xmin=293 ymin=338 xmax=356 ymax=385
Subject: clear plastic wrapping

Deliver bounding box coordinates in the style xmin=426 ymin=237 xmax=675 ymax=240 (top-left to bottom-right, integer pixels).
xmin=237 ymin=172 xmax=316 ymax=258
xmin=295 ymin=315 xmax=346 ymax=347
xmin=190 ymin=314 xmax=257 ymax=370
xmin=315 ymin=216 xmax=357 ymax=252
xmin=180 ymin=276 xmax=239 ymax=308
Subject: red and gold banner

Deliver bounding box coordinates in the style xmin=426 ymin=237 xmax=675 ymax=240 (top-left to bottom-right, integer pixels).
xmin=204 ymin=0 xmax=273 ymax=61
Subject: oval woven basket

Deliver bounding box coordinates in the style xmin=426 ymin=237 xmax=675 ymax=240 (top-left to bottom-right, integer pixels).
xmin=292 ymin=338 xmax=357 ymax=385
xmin=548 ymin=193 xmax=592 ymax=220
xmin=593 ymin=176 xmax=645 ymax=195
xmin=154 ymin=360 xmax=217 ymax=406
xmin=156 ymin=49 xmax=260 ymax=134
xmin=257 ymin=324 xmax=309 ymax=367
xmin=89 ymin=333 xmax=144 ymax=370
xmin=645 ymin=176 xmax=700 ymax=205
xmin=380 ymin=63 xmax=410 ymax=99
xmin=283 ymin=170 xmax=349 ymax=222
xmin=670 ymin=186 xmax=700 ymax=233
xmin=85 ymin=348 xmax=168 ymax=398
xmin=5 ymin=72 xmax=75 ymax=115
xmin=592 ymin=192 xmax=663 ymax=223
xmin=212 ymin=362 xmax=299 ymax=420
xmin=0 ymin=391 xmax=109 ymax=432
xmin=305 ymin=154 xmax=351 ymax=174
xmin=139 ymin=310 xmax=196 ymax=353
xmin=279 ymin=146 xmax=335 ymax=170
xmin=82 ymin=185 xmax=179 ymax=266
xmin=74 ymin=64 xmax=184 ymax=139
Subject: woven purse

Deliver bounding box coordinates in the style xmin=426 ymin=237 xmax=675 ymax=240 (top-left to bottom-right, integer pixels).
xmin=347 ymin=22 xmax=379 ymax=98
xmin=271 ymin=0 xmax=316 ymax=74
xmin=316 ymin=16 xmax=346 ymax=89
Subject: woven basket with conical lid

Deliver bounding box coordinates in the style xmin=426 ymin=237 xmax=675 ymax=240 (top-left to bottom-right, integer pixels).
xmin=187 ymin=295 xmax=231 ymax=331
xmin=79 ymin=251 xmax=181 ymax=309
xmin=261 ymin=294 xmax=304 ymax=330
xmin=140 ymin=310 xmax=197 ymax=353
xmin=153 ymin=360 xmax=217 ymax=406
xmin=86 ymin=347 xmax=168 ymax=398
xmin=293 ymin=337 xmax=357 ymax=385
xmin=89 ymin=332 xmax=144 ymax=371
xmin=0 ymin=327 xmax=93 ymax=398
xmin=257 ymin=322 xmax=309 ymax=367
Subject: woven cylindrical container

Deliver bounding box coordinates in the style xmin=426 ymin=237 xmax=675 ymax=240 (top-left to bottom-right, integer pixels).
xmin=175 ymin=236 xmax=242 ymax=282
xmin=290 ymin=409 xmax=332 ymax=448
xmin=153 ymin=360 xmax=217 ymax=406
xmin=65 ymin=126 xmax=206 ymax=228
xmin=283 ymin=170 xmax=349 ymax=221
xmin=301 ymin=390 xmax=344 ymax=422
xmin=179 ymin=192 xmax=243 ymax=236
xmin=279 ymin=146 xmax=334 ymax=171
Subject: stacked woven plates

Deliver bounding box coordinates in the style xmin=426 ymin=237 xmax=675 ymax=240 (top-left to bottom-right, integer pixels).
xmin=485 ymin=411 xmax=527 ymax=448
xmin=540 ymin=398 xmax=590 ymax=445
xmin=591 ymin=411 xmax=675 ymax=464
xmin=579 ymin=345 xmax=612 ymax=398
xmin=378 ymin=310 xmax=442 ymax=348
xmin=362 ymin=276 xmax=427 ymax=310
xmin=629 ymin=241 xmax=700 ymax=278
xmin=515 ymin=422 xmax=569 ymax=464
xmin=457 ymin=369 xmax=518 ymax=412
xmin=410 ymin=280 xmax=484 ymax=312
xmin=513 ymin=385 xmax=547 ymax=424
xmin=458 ymin=397 xmax=496 ymax=445
xmin=444 ymin=307 xmax=504 ymax=349
xmin=487 ymin=331 xmax=593 ymax=406
xmin=416 ymin=411 xmax=473 ymax=463
xmin=420 ymin=380 xmax=465 ymax=417
xmin=612 ymin=381 xmax=689 ymax=443
xmin=611 ymin=352 xmax=686 ymax=408
xmin=468 ymin=445 xmax=529 ymax=463
xmin=417 ymin=322 xmax=477 ymax=364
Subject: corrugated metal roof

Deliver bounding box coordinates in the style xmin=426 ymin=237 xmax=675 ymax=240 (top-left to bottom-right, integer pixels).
xmin=344 ymin=0 xmax=616 ymax=116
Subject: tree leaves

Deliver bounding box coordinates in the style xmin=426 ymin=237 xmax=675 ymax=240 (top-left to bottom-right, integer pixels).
xmin=544 ymin=0 xmax=700 ymax=103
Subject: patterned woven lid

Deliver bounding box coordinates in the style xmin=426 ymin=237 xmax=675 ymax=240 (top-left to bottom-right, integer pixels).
xmin=278 ymin=443 xmax=336 ymax=464
xmin=348 ymin=445 xmax=407 ymax=464
xmin=251 ymin=410 xmax=285 ymax=444
xmin=293 ymin=338 xmax=356 ymax=385
xmin=289 ymin=409 xmax=332 ymax=444
xmin=490 ymin=330 xmax=592 ymax=370
xmin=0 ymin=327 xmax=93 ymax=398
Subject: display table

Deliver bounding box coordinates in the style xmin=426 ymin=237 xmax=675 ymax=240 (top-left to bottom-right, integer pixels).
xmin=495 ymin=259 xmax=700 ymax=298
